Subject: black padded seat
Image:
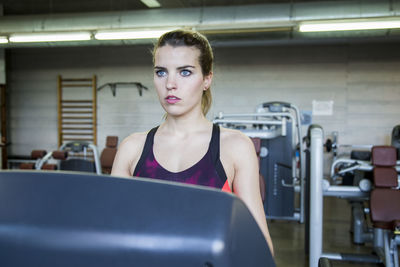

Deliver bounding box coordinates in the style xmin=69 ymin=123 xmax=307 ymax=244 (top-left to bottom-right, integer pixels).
xmin=350 ymin=150 xmax=371 ymax=161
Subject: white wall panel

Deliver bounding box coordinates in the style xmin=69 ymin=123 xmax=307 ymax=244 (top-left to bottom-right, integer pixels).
xmin=6 ymin=42 xmax=400 ymax=157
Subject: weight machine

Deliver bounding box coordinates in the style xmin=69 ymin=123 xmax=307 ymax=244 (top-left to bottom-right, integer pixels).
xmin=214 ymin=101 xmax=305 ymax=222
xmin=308 ymin=125 xmax=400 ymax=267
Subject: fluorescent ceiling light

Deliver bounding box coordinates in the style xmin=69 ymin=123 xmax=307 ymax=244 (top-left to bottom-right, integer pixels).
xmin=299 ymin=19 xmax=400 ymax=32
xmin=95 ymin=29 xmax=171 ymax=40
xmin=140 ymin=0 xmax=161 ymax=8
xmin=0 ymin=37 xmax=8 ymax=44
xmin=9 ymin=32 xmax=91 ymax=43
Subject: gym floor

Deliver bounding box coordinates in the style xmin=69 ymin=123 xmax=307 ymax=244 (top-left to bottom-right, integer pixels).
xmin=269 ymin=197 xmax=397 ymax=266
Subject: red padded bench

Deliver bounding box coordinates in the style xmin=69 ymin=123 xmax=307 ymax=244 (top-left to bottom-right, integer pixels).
xmin=370 ymin=146 xmax=400 ymax=232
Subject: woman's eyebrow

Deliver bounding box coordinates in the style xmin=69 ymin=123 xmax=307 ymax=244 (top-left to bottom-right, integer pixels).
xmin=154 ymin=65 xmax=195 ymax=70
xmin=177 ymin=65 xmax=195 ymax=69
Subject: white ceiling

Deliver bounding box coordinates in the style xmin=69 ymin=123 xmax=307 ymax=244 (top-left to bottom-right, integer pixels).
xmin=0 ymin=0 xmax=339 ymax=15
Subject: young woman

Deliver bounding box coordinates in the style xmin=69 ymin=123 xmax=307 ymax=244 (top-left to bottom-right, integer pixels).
xmin=111 ymin=29 xmax=274 ymax=254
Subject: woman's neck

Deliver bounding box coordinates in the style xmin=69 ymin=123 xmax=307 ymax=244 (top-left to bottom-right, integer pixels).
xmin=161 ymin=113 xmax=211 ymax=135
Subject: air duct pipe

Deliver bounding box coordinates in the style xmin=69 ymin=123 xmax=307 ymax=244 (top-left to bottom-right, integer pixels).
xmin=0 ymin=0 xmax=399 ymax=47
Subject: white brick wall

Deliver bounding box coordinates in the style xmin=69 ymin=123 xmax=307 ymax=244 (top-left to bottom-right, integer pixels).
xmin=6 ymin=42 xmax=400 ymax=156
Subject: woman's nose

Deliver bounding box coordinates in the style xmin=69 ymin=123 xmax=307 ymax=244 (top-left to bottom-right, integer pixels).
xmin=166 ymin=75 xmax=177 ymax=90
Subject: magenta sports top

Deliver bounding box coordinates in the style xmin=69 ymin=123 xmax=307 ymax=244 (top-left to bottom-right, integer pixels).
xmin=133 ymin=124 xmax=232 ymax=192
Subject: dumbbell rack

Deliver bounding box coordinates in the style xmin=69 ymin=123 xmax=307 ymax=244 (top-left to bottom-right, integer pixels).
xmin=57 ymin=75 xmax=97 ymax=148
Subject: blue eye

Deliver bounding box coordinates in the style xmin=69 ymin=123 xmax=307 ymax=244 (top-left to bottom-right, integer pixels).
xmin=155 ymin=70 xmax=167 ymax=77
xmin=180 ymin=70 xmax=192 ymax=77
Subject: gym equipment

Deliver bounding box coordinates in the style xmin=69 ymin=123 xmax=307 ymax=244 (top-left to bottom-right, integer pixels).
xmin=100 ymin=136 xmax=118 ymax=174
xmin=324 ymin=123 xmax=400 ymax=166
xmin=97 ymin=82 xmax=148 ymax=97
xmin=370 ymin=146 xmax=400 ymax=267
xmin=318 ymin=258 xmax=332 ymax=267
xmin=330 ymin=155 xmax=372 ymax=185
xmin=0 ymin=171 xmax=275 ymax=267
xmin=58 ymin=75 xmax=97 ymax=147
xmin=37 ymin=141 xmax=102 ymax=174
xmin=307 ymin=125 xmax=400 ymax=267
xmin=323 ymin=131 xmax=338 ymax=158
xmin=327 ymin=125 xmax=400 ymax=247
xmin=392 ymin=125 xmax=400 ymax=159
xmin=214 ymin=101 xmax=305 ymax=222
xmin=308 ymin=125 xmax=379 ymax=266
xmin=330 ymin=154 xmax=376 ymax=246
xmin=18 ymin=150 xmax=47 ymax=169
xmin=7 ymin=149 xmax=47 ymax=169
xmin=329 ymin=143 xmax=400 ymax=246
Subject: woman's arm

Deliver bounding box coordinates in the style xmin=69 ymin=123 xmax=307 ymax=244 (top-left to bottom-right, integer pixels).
xmin=224 ymin=131 xmax=274 ymax=255
xmin=111 ymin=133 xmax=146 ymax=177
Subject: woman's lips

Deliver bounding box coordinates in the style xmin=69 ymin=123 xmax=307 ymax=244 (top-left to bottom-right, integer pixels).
xmin=165 ymin=95 xmax=181 ymax=104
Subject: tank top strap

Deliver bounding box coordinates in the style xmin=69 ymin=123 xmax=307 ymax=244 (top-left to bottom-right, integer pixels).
xmin=133 ymin=126 xmax=159 ymax=175
xmin=210 ymin=124 xmax=228 ymax=183
xmin=210 ymin=124 xmax=220 ymax=163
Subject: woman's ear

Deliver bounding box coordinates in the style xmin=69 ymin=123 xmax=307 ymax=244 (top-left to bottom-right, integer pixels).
xmin=204 ymin=72 xmax=213 ymax=90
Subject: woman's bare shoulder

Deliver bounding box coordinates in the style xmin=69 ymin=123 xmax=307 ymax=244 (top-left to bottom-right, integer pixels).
xmin=115 ymin=131 xmax=150 ymax=164
xmin=111 ymin=131 xmax=150 ymax=177
xmin=119 ymin=131 xmax=148 ymax=150
xmin=219 ymin=126 xmax=253 ymax=147
xmin=219 ymin=126 xmax=256 ymax=160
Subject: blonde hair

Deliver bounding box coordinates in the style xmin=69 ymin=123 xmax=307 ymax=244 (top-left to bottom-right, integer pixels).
xmin=153 ymin=29 xmax=214 ymax=115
